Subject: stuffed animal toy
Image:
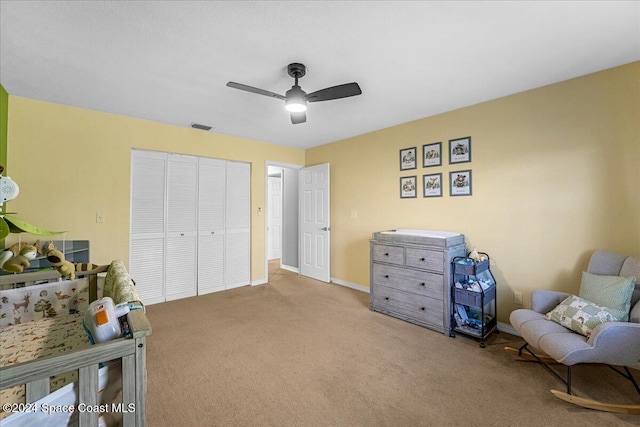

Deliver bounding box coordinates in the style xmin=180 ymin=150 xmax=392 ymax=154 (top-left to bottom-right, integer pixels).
xmin=0 ymin=249 xmax=13 ymax=268
xmin=46 ymin=247 xmax=76 ymax=280
xmin=469 ymin=248 xmax=481 ymax=262
xmin=75 ymin=263 xmax=99 ymax=272
xmin=9 ymin=240 xmax=42 ymax=257
xmin=2 ymin=244 xmax=38 ymax=273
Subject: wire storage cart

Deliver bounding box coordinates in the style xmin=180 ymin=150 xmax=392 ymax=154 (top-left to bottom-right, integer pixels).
xmin=449 ymin=252 xmax=497 ymax=347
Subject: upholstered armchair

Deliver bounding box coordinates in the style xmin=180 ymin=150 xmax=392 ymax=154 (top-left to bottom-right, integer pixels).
xmin=508 ymin=250 xmax=640 ymax=412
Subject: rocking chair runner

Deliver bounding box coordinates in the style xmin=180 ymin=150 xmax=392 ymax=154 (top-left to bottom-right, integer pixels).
xmin=507 ymin=250 xmax=640 ymax=413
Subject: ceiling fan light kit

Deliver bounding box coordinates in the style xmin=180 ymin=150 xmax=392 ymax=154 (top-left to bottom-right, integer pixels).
xmin=284 ymin=88 xmax=307 ymax=112
xmin=227 ymin=62 xmax=361 ymax=124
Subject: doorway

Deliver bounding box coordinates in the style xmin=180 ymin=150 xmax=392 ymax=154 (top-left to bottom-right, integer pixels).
xmin=265 ymin=161 xmax=331 ymax=283
xmin=265 ymin=162 xmax=302 ymax=277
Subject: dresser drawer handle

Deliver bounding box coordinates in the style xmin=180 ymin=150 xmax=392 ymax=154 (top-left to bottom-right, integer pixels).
xmin=420 ymin=282 xmax=425 ymax=286
xmin=385 ymin=297 xmax=389 ymax=301
xmin=385 ymin=253 xmax=389 ymax=256
xmin=420 ymin=307 xmax=425 ymax=311
xmin=420 ymin=257 xmax=426 ymax=261
xmin=384 ymin=275 xmax=389 ymax=279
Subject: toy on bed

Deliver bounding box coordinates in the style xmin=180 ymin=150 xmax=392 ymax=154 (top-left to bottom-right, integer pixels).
xmin=1 ymin=243 xmax=39 ymax=273
xmin=0 ymin=240 xmax=42 ymax=273
xmin=45 ymin=243 xmax=76 ymax=280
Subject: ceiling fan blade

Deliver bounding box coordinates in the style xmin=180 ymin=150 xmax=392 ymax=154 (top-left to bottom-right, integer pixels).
xmin=306 ymin=82 xmax=362 ymax=103
xmin=226 ymin=82 xmax=286 ymax=100
xmin=291 ymin=111 xmax=306 ymax=124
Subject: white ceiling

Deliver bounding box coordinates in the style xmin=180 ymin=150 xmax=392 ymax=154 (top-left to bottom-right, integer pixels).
xmin=1 ymin=1 xmax=638 ymax=149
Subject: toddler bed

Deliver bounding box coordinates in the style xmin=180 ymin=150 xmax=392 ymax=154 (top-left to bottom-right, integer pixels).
xmin=0 ymin=261 xmax=151 ymax=426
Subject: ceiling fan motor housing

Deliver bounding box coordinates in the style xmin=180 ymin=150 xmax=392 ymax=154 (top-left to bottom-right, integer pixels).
xmin=287 ymin=63 xmax=306 ymax=79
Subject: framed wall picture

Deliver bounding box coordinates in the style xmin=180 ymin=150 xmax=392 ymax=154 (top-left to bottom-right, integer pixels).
xmin=400 ymin=176 xmax=417 ymax=198
xmin=422 ymin=142 xmax=442 ymax=167
xmin=399 ymin=147 xmax=417 ymax=170
xmin=423 ymin=173 xmax=442 ymax=197
xmin=449 ymin=136 xmax=471 ymax=164
xmin=449 ymin=169 xmax=472 ymax=196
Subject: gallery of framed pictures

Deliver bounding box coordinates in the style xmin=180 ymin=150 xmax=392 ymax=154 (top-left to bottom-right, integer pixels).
xmin=399 ymin=137 xmax=473 ymax=198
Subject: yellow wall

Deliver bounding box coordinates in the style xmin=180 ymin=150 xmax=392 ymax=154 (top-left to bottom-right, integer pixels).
xmin=307 ymin=62 xmax=640 ymax=322
xmin=7 ymin=98 xmax=305 ymax=281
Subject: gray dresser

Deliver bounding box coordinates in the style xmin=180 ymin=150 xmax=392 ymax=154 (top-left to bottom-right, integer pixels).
xmin=370 ymin=229 xmax=466 ymax=334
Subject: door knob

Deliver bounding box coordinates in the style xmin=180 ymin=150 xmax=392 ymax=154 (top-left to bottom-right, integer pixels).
xmin=321 ymin=227 xmax=330 ymax=231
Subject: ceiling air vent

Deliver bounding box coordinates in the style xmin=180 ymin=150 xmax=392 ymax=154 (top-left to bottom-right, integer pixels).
xmin=190 ymin=122 xmax=212 ymax=131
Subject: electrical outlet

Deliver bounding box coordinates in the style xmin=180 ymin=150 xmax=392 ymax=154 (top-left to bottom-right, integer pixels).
xmin=96 ymin=212 xmax=105 ymax=223
xmin=514 ymin=291 xmax=523 ymax=305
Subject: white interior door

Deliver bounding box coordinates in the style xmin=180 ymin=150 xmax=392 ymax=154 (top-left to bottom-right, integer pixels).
xmin=165 ymin=154 xmax=198 ymax=301
xmin=198 ymin=157 xmax=226 ymax=295
xmin=268 ymin=175 xmax=282 ymax=260
xmin=130 ymin=150 xmax=167 ymax=305
xmin=225 ymin=161 xmax=250 ymax=289
xmin=299 ymin=163 xmax=330 ymax=282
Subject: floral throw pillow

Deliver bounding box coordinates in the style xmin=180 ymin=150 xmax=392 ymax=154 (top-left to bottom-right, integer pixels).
xmin=544 ymin=295 xmax=624 ymax=338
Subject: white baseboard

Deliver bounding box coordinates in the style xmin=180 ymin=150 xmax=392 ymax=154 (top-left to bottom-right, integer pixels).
xmin=497 ymin=322 xmax=520 ymax=336
xmin=331 ymin=277 xmax=370 ymax=294
xmin=251 ymin=278 xmax=268 ymax=286
xmin=280 ymin=264 xmax=299 ymax=273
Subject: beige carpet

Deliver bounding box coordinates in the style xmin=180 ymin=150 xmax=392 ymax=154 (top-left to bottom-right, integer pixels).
xmin=144 ymin=261 xmax=638 ymax=426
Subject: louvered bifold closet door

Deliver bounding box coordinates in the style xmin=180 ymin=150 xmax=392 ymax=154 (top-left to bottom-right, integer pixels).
xmin=130 ymin=150 xmax=167 ymax=305
xmin=225 ymin=161 xmax=251 ymax=289
xmin=165 ymin=154 xmax=198 ymax=301
xmin=197 ymin=157 xmax=226 ymax=295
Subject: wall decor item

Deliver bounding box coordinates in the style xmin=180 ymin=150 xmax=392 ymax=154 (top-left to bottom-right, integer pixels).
xmin=422 ymin=142 xmax=442 ymax=167
xmin=399 ymin=147 xmax=417 ymax=170
xmin=450 ymin=169 xmax=472 ymax=196
xmin=423 ymin=173 xmax=443 ymax=197
xmin=400 ymin=176 xmax=417 ymax=198
xmin=449 ymin=136 xmax=471 ymax=164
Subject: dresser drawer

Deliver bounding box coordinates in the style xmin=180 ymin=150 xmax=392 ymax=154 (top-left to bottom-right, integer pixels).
xmin=372 ymin=263 xmax=443 ymax=300
xmin=405 ymin=247 xmax=444 ymax=272
xmin=371 ymin=286 xmax=443 ymax=327
xmin=372 ymin=243 xmax=404 ymax=266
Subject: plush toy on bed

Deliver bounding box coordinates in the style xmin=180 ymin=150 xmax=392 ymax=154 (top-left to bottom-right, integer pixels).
xmin=46 ymin=244 xmax=76 ymax=280
xmin=2 ymin=244 xmax=39 ymax=273
xmin=0 ymin=249 xmax=13 ymax=269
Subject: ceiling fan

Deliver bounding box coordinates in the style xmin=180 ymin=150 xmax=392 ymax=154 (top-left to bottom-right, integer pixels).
xmin=226 ymin=63 xmax=362 ymax=124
